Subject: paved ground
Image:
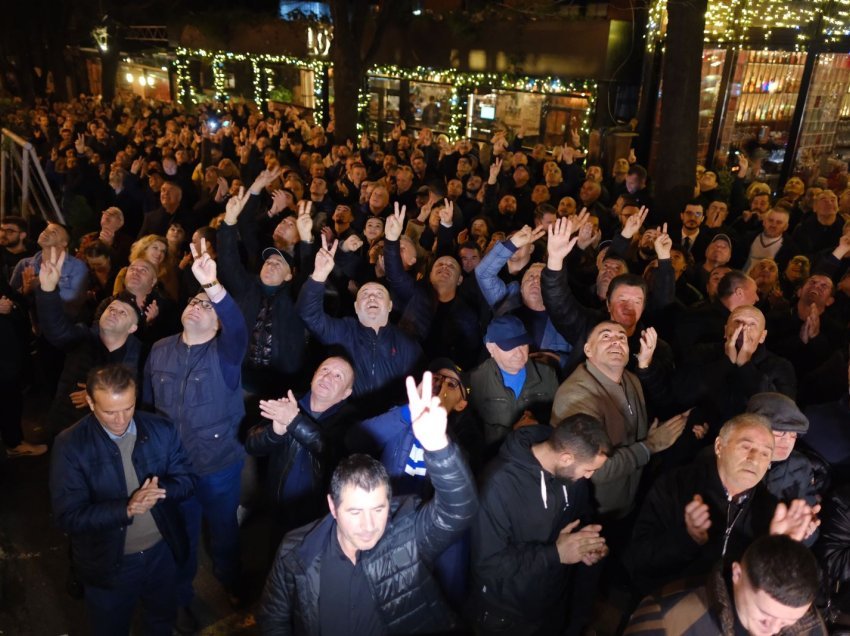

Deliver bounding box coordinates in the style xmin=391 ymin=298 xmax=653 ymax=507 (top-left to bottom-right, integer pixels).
xmin=0 ymin=390 xmax=271 ymax=636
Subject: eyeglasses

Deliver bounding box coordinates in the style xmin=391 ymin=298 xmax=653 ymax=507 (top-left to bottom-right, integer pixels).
xmin=187 ymin=298 xmax=214 ymax=310
xmin=432 ymin=373 xmax=461 ymax=391
xmin=773 ymin=430 xmax=798 ymax=439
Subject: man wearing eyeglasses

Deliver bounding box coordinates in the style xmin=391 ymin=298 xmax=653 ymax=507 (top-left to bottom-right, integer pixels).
xmin=345 ymin=357 xmax=482 ymax=612
xmin=679 ymin=201 xmax=711 ymax=258
xmin=747 ymin=392 xmax=819 ymax=507
xmin=0 ymin=216 xmax=34 ymax=280
xmin=142 ymin=239 xmax=248 ymax=633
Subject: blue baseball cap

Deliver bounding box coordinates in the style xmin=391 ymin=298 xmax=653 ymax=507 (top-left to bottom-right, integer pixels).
xmin=485 ymin=315 xmax=532 ymax=351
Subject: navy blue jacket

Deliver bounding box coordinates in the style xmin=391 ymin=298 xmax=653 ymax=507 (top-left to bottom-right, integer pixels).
xmin=143 ymin=292 xmax=248 ymax=476
xmin=50 ymin=411 xmax=194 ymax=587
xmin=295 ymin=278 xmax=422 ymax=409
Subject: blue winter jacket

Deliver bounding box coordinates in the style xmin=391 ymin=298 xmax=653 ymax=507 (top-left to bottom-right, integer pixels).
xmin=50 ymin=411 xmax=195 ymax=587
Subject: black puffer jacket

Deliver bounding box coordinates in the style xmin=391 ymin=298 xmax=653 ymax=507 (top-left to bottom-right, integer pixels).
xmin=245 ymin=392 xmax=352 ymax=528
xmin=257 ymin=442 xmax=478 ymax=635
xmin=816 ymin=484 xmax=850 ymax=588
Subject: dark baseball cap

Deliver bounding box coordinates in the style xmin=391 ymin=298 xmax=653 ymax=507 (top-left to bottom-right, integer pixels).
xmin=485 ymin=315 xmax=532 ymax=351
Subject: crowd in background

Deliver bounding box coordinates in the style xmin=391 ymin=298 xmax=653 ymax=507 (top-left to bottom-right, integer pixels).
xmin=2 ymin=91 xmax=850 ymax=634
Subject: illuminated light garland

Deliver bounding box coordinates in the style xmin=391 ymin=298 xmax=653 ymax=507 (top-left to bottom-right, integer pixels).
xmin=175 ymin=50 xmax=596 ymax=144
xmin=175 ymin=47 xmax=326 ymax=108
xmin=647 ymin=0 xmax=848 ymax=51
xmin=367 ymin=64 xmax=597 ymax=142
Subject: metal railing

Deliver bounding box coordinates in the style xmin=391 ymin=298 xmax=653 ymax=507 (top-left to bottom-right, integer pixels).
xmin=0 ymin=128 xmax=64 ymax=224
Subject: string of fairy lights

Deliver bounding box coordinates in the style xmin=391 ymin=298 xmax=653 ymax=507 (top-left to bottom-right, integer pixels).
xmin=646 ymin=0 xmax=850 ymax=51
xmin=174 ymin=49 xmax=596 ymax=142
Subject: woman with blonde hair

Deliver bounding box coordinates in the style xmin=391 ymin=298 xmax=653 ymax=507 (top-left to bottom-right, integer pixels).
xmin=113 ymin=234 xmax=180 ymax=301
xmin=747 ymin=258 xmax=788 ymax=310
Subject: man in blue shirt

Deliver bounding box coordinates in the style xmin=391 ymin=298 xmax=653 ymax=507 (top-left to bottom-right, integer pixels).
xmin=468 ymin=315 xmax=558 ymax=455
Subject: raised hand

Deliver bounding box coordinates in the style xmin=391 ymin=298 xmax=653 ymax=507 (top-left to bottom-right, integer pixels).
xmin=406 ymin=371 xmax=449 ymax=452
xmin=725 ymin=323 xmax=745 ymax=365
xmin=341 ymin=234 xmax=364 ymax=253
xmin=555 ymin=519 xmax=607 ymax=565
xmin=296 ymin=200 xmax=314 ymax=242
xmin=770 ymin=500 xmax=820 ymax=541
xmin=621 ymin=206 xmax=650 ymax=239
xmin=145 ymin=299 xmax=159 ymax=325
xmin=97 ymin=224 xmax=115 ymax=245
xmin=684 ymin=494 xmax=711 ymax=545
xmin=645 ymin=410 xmax=690 ymax=453
xmin=75 ymin=133 xmax=87 ymax=155
xmin=224 ymin=186 xmax=251 ymax=226
xmin=488 ymin=158 xmax=503 ymax=184
xmin=249 ymin=166 xmax=282 ymax=195
xmin=311 ymin=234 xmax=338 ymax=283
xmin=546 ymin=217 xmax=578 ymax=271
xmin=736 ymin=319 xmax=763 ymax=365
xmin=190 ymin=238 xmax=217 ymax=287
xmin=654 ymin=223 xmax=672 ymax=260
xmin=385 ymin=202 xmax=406 ymax=241
xmin=576 ymin=222 xmax=600 ymax=251
xmin=510 ymin=225 xmax=546 ymax=249
xmin=38 ymin=246 xmax=65 ymax=293
xmin=215 ymin=176 xmax=229 ymax=202
xmin=800 ymin=304 xmax=820 ymax=344
xmin=259 ymin=389 xmax=300 ymax=436
xmin=438 ymin=199 xmax=455 ymax=227
xmin=127 ymin=476 xmax=167 ymax=518
xmin=636 ymin=327 xmax=658 ymax=369
xmin=269 ymin=189 xmax=292 ymax=217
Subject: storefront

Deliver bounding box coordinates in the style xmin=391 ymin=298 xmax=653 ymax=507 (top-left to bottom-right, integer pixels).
xmin=365 ymin=65 xmax=596 ymax=147
xmin=645 ymin=0 xmax=850 ymax=189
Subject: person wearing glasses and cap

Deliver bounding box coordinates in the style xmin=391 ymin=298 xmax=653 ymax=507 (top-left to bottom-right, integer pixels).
xmin=747 ymin=392 xmax=820 ymax=507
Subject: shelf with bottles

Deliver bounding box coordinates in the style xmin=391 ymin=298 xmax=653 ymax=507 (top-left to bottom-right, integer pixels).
xmin=739 ymin=65 xmax=804 ymax=96
xmin=734 ymin=92 xmax=797 ymax=123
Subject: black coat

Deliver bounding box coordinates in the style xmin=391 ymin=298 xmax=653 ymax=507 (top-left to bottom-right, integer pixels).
xmin=470 ymin=426 xmax=594 ymax=624
xmin=627 ymin=455 xmax=778 ymax=595
xmin=36 ymin=288 xmax=143 ymax=439
xmin=217 ymin=223 xmax=308 ymax=377
xmin=257 ymin=442 xmax=478 ymax=635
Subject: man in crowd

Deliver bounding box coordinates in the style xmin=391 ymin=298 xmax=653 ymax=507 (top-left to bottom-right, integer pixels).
xmin=36 ymin=247 xmax=144 ymax=439
xmin=50 ymin=363 xmax=194 ymax=636
xmin=625 ymin=535 xmax=826 ymax=635
xmin=553 ymin=321 xmax=689 ymax=521
xmin=10 ymin=221 xmax=88 ymax=314
xmin=258 ymin=373 xmax=478 ymax=634
xmin=0 ymin=215 xmax=35 ymax=280
xmin=246 ymin=356 xmax=355 ymax=545
xmin=470 ymin=413 xmax=611 ymax=635
xmin=296 ymin=234 xmax=422 ymax=415
xmin=468 ymin=315 xmax=558 ymax=454
xmin=143 ymin=238 xmax=248 ymax=630
xmin=628 ymin=414 xmax=820 ymax=595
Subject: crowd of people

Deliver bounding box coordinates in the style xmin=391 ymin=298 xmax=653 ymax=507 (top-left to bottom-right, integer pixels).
xmin=2 ymin=91 xmax=850 ymax=635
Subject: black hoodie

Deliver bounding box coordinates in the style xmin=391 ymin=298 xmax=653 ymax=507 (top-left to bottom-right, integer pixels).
xmin=470 ymin=425 xmax=594 ymax=622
